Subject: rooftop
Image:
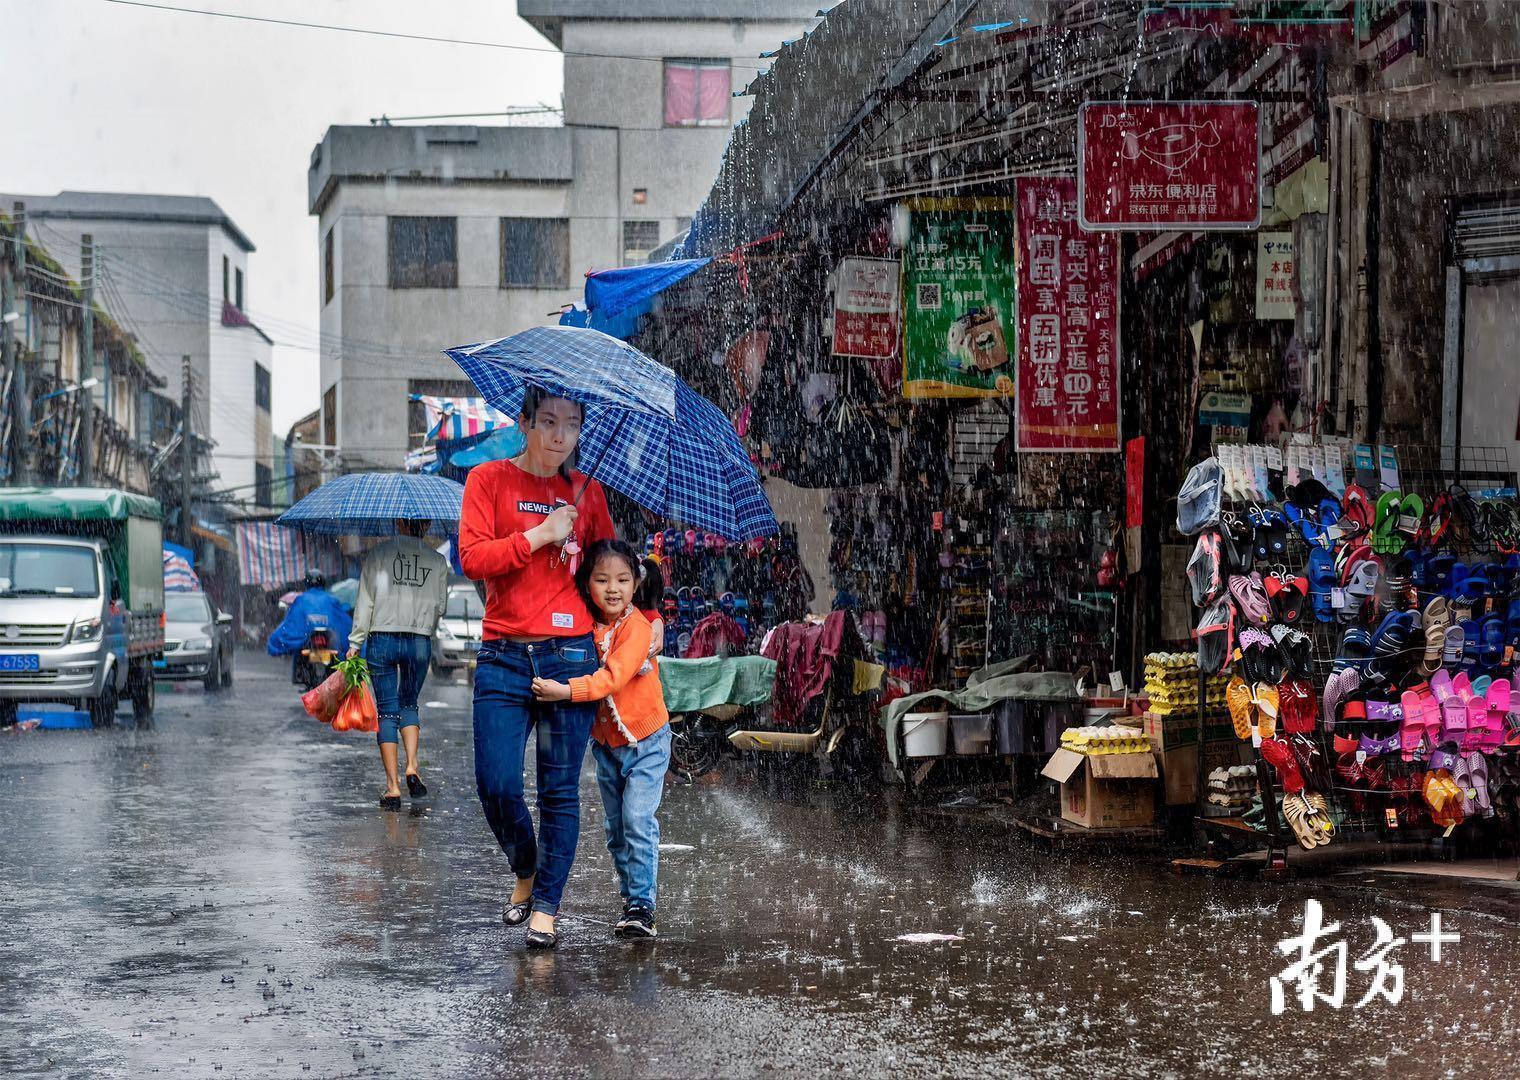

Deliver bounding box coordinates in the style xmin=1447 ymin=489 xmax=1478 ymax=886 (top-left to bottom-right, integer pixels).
xmin=517 ymin=0 xmax=821 ymax=47
xmin=307 ymin=125 xmax=575 ymax=214
xmin=2 ymin=190 xmax=256 ymax=252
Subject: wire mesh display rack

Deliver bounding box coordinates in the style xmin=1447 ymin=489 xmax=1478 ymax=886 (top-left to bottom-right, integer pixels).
xmin=1194 ymin=444 xmax=1518 ymax=870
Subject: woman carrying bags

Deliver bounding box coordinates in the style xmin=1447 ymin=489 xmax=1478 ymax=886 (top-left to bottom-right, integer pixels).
xmin=458 ymin=387 xmax=615 ymax=950
xmin=348 ymin=519 xmax=451 ymax=811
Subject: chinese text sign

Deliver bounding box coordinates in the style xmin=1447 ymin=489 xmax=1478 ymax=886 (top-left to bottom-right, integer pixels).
xmin=1079 ymin=101 xmax=1261 ymax=230
xmin=1015 ymin=177 xmax=1121 ymax=452
xmin=902 ymin=199 xmax=1018 ymax=400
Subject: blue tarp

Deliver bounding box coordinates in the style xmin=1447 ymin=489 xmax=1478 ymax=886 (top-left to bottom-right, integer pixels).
xmin=561 ymin=258 xmax=712 ymax=339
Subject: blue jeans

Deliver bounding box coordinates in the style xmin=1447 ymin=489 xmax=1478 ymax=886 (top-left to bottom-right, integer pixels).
xmin=363 ymin=632 xmax=432 ymax=746
xmin=473 ymin=636 xmax=598 ymax=916
xmin=592 ymin=724 xmax=672 ymax=912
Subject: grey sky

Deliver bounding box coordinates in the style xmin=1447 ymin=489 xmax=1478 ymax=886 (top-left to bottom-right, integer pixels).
xmin=4 ymin=0 xmax=564 ymax=433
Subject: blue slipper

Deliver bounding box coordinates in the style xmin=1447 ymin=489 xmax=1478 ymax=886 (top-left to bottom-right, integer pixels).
xmin=1308 ymin=547 xmax=1337 ymax=624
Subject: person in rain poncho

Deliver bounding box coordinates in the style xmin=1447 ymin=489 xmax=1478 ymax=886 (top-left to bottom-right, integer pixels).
xmin=346 ymin=520 xmax=450 ymax=811
xmin=267 ymin=569 xmax=352 ymax=680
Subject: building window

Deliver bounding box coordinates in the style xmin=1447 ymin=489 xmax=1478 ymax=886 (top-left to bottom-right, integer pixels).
xmin=623 ymin=220 xmax=660 ymax=266
xmin=388 ymin=216 xmax=457 ymax=288
xmin=323 ymin=227 xmax=335 ymax=305
xmin=664 ymin=58 xmax=730 ymax=127
xmin=254 ymin=363 xmax=271 ymax=412
xmin=222 ymin=255 xmax=230 ymax=302
xmin=255 ymin=463 xmax=273 ymax=509
xmin=234 ymin=267 xmax=244 ymax=311
xmin=500 ymin=218 xmax=570 ymax=288
xmin=322 ymin=384 xmax=336 ymax=448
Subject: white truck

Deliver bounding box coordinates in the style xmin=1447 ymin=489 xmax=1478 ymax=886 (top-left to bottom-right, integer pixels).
xmin=0 ymin=487 xmax=165 ymax=726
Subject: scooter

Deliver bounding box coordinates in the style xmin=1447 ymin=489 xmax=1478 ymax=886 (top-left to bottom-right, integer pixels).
xmin=293 ymin=622 xmax=340 ymax=690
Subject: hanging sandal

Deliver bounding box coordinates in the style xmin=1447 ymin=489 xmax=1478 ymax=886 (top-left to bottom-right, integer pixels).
xmin=406 ymin=773 xmax=428 ymax=799
xmin=1281 ymin=792 xmax=1323 ymax=850
xmin=1226 ymin=676 xmax=1254 ymax=741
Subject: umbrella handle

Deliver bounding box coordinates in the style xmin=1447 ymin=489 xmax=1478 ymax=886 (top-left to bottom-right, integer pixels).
xmin=571 ymin=411 xmax=628 ymax=508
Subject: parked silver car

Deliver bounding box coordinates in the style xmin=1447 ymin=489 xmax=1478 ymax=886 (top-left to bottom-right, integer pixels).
xmin=433 ymin=585 xmax=484 ymax=674
xmin=157 ymin=591 xmax=234 ymax=691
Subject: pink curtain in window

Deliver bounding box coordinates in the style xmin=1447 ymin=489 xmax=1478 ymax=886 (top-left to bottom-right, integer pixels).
xmin=665 ymin=64 xmax=698 ymax=126
xmin=698 ymin=64 xmax=729 ymax=123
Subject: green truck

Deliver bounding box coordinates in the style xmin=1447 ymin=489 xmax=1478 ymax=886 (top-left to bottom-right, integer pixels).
xmin=0 ymin=487 xmax=166 ymax=725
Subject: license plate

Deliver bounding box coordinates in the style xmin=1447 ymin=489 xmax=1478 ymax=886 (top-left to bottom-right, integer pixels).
xmin=0 ymin=654 xmax=40 ymax=672
xmin=464 ymin=641 xmax=479 ymax=653
xmin=153 ymin=659 xmax=168 ymax=669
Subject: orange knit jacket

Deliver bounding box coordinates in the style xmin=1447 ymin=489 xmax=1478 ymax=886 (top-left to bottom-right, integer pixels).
xmin=569 ymin=609 xmax=670 ymax=747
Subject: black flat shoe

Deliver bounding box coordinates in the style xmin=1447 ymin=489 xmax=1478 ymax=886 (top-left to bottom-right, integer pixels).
xmin=406 ymin=773 xmax=428 ymax=799
xmin=379 ymin=795 xmax=402 ymax=811
xmin=502 ymin=900 xmax=531 ymax=927
xmin=525 ymin=927 xmax=558 ymax=950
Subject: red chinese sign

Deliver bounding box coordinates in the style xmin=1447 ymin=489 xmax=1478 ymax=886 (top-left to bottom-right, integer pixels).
xmin=1015 ymin=177 xmax=1121 ymax=452
xmin=831 ymin=256 xmax=901 ymax=359
xmin=1078 ymin=101 xmax=1261 ymax=230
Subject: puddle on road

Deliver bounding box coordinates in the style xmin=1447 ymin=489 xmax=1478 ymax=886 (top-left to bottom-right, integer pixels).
xmin=7 ymin=656 xmax=1520 ymax=1078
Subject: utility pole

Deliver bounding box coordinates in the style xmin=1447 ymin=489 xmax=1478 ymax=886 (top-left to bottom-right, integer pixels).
xmin=180 ymin=355 xmax=193 ymax=547
xmin=1 ymin=224 xmax=11 ymax=480
xmin=12 ymin=202 xmax=29 ymax=485
xmin=79 ymin=234 xmax=95 ymax=486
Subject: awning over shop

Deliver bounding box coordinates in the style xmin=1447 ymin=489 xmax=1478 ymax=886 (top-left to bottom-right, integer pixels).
xmin=409 ymin=394 xmax=514 ymax=442
xmin=560 ymin=258 xmax=712 ymax=338
xmin=234 ymin=521 xmax=342 ymax=587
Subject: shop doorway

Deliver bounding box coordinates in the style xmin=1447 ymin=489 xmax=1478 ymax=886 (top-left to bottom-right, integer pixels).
xmin=1460 ymin=276 xmax=1520 ymax=473
xmin=1444 ymin=196 xmax=1520 ymax=476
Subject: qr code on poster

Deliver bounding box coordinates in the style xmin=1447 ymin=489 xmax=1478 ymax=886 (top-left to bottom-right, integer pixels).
xmin=916 ymin=283 xmax=942 ymax=310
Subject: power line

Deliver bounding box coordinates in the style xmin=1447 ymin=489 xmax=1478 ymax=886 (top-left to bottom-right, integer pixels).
xmin=99 ymin=0 xmax=771 ymax=68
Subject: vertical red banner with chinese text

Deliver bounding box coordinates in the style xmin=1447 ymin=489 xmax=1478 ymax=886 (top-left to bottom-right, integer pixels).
xmin=1015 ymin=177 xmax=1122 ymax=452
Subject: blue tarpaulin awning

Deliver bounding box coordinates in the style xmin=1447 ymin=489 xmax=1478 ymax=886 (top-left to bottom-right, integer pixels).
xmin=561 ymin=258 xmax=711 ymax=339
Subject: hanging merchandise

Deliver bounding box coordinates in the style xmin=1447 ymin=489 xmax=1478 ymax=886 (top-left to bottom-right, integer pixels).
xmin=901 ymin=198 xmax=1018 ymax=400
xmin=1173 ymin=438 xmax=1520 ymax=858
xmin=1014 ymin=177 xmax=1122 ymax=451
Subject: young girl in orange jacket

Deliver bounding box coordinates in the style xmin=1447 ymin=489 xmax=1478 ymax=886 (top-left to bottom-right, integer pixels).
xmin=532 ymin=539 xmax=670 ymax=938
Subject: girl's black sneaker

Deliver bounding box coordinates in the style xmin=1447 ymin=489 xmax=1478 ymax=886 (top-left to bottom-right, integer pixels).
xmin=615 ymin=905 xmax=656 ymax=939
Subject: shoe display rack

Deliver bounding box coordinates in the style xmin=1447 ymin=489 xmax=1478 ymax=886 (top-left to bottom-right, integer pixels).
xmin=1184 ymin=441 xmax=1520 ymax=871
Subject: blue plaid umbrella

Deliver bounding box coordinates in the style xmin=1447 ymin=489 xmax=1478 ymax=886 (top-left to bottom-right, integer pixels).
xmin=276 ymin=472 xmax=465 ymax=538
xmin=445 ymin=326 xmax=779 ymax=541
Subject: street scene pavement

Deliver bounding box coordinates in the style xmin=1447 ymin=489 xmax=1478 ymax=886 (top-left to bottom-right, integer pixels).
xmin=5 ymin=652 xmax=1520 ymax=1079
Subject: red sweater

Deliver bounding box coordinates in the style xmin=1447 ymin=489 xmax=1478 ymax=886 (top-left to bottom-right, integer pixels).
xmin=458 ymin=459 xmax=615 ymax=639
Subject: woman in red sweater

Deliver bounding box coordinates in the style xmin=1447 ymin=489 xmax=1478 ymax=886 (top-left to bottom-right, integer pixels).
xmin=458 ymin=387 xmax=614 ymax=950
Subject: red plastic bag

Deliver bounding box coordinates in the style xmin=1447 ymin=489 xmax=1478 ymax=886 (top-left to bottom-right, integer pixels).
xmin=301 ymin=670 xmax=346 ymax=723
xmin=333 ymin=680 xmax=379 ymax=734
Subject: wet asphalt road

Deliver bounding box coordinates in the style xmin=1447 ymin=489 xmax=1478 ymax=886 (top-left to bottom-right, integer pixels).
xmin=6 ymin=652 xmax=1520 ymax=1079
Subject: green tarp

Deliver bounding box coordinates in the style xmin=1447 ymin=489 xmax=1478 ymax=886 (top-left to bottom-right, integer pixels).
xmin=0 ymin=487 xmax=162 ymax=522
xmin=659 ymin=655 xmax=776 ymax=714
xmin=881 ymin=658 xmax=1080 ymax=768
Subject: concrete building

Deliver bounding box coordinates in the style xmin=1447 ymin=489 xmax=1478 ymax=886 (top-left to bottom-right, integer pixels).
xmin=1 ymin=191 xmax=276 ymax=506
xmin=308 ymin=0 xmax=818 ymax=471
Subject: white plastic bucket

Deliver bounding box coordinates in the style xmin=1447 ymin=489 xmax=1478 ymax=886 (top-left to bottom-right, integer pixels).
xmin=950 ymin=713 xmax=994 ymax=755
xmin=902 ymin=711 xmax=949 ymax=758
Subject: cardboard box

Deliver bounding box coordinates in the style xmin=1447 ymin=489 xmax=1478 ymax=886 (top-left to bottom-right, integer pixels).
xmin=1155 ymin=739 xmax=1255 ymax=806
xmin=1041 ymin=748 xmax=1158 ymax=829
xmin=1143 ymin=711 xmax=1235 ymax=751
